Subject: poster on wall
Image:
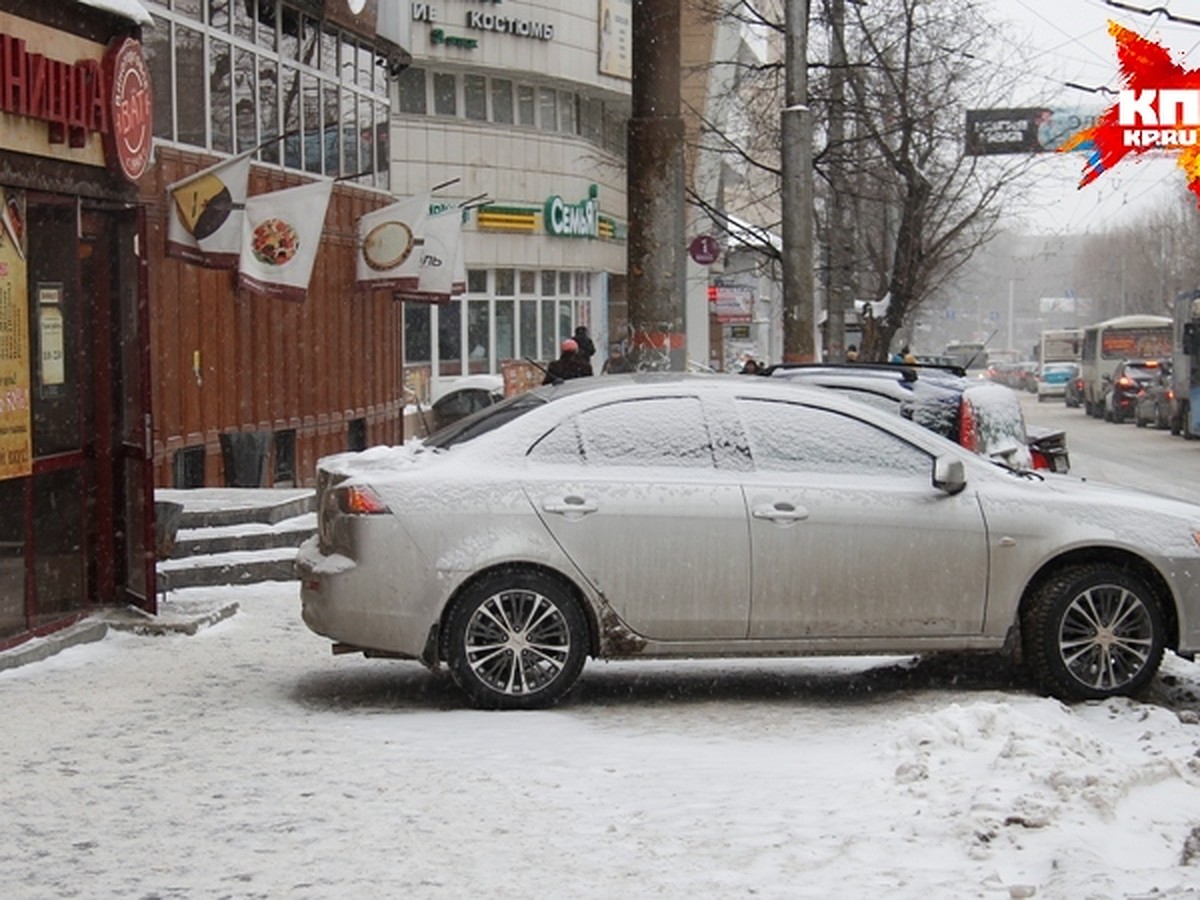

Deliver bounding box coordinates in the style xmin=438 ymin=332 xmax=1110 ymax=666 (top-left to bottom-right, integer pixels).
xmin=0 ymin=186 xmax=33 ymax=480
xmin=599 ymin=0 xmax=633 ymax=80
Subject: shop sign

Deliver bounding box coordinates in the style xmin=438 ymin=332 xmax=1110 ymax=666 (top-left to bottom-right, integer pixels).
xmin=0 ymin=28 xmax=152 ymax=183
xmin=0 ymin=186 xmax=32 ymax=481
xmin=709 ymin=276 xmax=754 ymax=324
xmin=544 ymin=186 xmax=599 ymax=238
xmin=103 ymin=38 xmax=153 ymax=183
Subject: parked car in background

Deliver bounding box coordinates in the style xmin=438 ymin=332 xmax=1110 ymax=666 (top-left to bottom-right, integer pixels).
xmin=768 ymin=363 xmax=1069 ymax=473
xmin=1104 ymin=359 xmax=1168 ymax=423
xmin=429 ymin=375 xmax=505 ymax=432
xmin=1135 ymin=363 xmax=1174 ymax=429
xmin=298 ymin=374 xmax=1200 ymax=710
xmin=1037 ymin=362 xmax=1079 ymax=402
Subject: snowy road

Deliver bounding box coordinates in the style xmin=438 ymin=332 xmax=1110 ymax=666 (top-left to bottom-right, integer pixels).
xmin=3 ymin=581 xmax=1200 ymax=898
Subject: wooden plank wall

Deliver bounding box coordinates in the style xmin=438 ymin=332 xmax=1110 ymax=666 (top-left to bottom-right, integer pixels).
xmin=141 ymin=147 xmax=403 ymax=488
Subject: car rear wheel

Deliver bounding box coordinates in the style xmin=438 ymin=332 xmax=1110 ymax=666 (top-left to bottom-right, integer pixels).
xmin=1022 ymin=565 xmax=1165 ymax=701
xmin=445 ymin=570 xmax=588 ymax=710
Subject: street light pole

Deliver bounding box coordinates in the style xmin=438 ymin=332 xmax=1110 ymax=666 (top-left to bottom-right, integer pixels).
xmin=782 ymin=0 xmax=816 ymax=363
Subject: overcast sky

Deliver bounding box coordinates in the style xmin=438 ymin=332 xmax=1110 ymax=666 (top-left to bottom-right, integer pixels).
xmin=989 ymin=0 xmax=1200 ymax=233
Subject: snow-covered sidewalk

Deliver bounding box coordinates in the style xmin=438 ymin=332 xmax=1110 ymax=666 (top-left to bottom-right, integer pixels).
xmin=3 ymin=582 xmax=1200 ymax=898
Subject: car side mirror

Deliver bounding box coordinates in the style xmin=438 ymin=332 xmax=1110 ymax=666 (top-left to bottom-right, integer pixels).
xmin=933 ymin=456 xmax=966 ymax=495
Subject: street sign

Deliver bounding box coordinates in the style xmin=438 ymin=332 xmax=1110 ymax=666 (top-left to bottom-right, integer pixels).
xmin=689 ymin=233 xmax=721 ymax=265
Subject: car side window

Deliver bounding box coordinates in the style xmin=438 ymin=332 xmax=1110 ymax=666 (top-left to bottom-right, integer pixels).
xmin=529 ymin=397 xmax=716 ymax=468
xmin=736 ymin=398 xmax=930 ymax=476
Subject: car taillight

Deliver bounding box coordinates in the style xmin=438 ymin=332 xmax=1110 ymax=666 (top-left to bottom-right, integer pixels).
xmin=338 ymin=485 xmax=390 ymax=515
xmin=1168 ymin=389 xmax=1176 ymax=401
xmin=958 ymin=398 xmax=978 ymax=451
xmin=1030 ymin=449 xmax=1051 ymax=470
xmin=1116 ymin=376 xmax=1135 ymax=389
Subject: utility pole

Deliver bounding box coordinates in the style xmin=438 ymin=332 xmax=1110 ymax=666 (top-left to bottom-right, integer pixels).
xmin=782 ymin=0 xmax=816 ymax=363
xmin=626 ymin=0 xmax=686 ymax=370
xmin=825 ymin=0 xmax=851 ymax=362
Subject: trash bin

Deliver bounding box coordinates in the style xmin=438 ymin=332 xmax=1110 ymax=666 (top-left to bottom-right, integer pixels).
xmin=218 ymin=431 xmax=270 ymax=487
xmin=154 ymin=500 xmax=184 ymax=558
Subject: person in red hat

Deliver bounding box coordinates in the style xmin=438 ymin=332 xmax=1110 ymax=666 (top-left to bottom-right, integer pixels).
xmin=543 ymin=337 xmax=594 ymax=384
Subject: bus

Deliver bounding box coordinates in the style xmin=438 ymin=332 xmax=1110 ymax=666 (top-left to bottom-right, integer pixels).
xmin=943 ymin=340 xmax=989 ymax=373
xmin=1038 ymin=328 xmax=1082 ymax=365
xmin=1079 ymin=314 xmax=1172 ymax=417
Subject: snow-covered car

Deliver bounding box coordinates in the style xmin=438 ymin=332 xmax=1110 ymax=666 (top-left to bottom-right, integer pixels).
xmin=298 ymin=374 xmax=1200 ymax=710
xmin=428 ymin=374 xmax=505 ymax=432
xmin=768 ymin=363 xmax=1069 ymax=472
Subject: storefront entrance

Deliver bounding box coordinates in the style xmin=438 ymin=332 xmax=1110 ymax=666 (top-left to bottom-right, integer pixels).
xmin=0 ymin=197 xmax=154 ymax=643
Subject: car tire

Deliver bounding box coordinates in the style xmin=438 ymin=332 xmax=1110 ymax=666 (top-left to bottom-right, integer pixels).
xmin=1022 ymin=564 xmax=1165 ymax=701
xmin=444 ymin=569 xmax=588 ymax=710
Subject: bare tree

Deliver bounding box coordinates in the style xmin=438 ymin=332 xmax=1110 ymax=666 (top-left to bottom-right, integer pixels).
xmin=684 ymin=0 xmax=1040 ymax=360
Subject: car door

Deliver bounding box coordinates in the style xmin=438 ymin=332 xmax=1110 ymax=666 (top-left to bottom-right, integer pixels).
xmin=734 ymin=397 xmax=990 ymax=639
xmin=524 ymin=395 xmax=751 ymax=641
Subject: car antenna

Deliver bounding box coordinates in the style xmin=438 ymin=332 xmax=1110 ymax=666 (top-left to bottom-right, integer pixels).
xmin=963 ymin=329 xmax=999 ymax=370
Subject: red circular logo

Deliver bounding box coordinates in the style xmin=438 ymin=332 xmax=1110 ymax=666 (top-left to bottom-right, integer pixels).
xmin=104 ymin=39 xmax=154 ymax=183
xmin=689 ymin=233 xmax=721 ymax=265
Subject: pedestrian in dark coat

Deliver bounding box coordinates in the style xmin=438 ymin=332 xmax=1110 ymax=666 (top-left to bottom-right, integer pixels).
xmin=573 ymin=325 xmax=596 ymax=362
xmin=543 ymin=339 xmax=593 ymax=384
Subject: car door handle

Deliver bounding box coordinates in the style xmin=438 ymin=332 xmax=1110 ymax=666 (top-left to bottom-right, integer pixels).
xmin=751 ymin=502 xmax=810 ymax=523
xmin=542 ymin=495 xmax=599 ymax=518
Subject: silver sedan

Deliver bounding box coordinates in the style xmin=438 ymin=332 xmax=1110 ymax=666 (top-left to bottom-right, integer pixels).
xmin=298 ymin=374 xmax=1200 ymax=709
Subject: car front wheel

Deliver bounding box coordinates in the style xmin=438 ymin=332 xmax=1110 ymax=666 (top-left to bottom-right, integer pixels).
xmin=1022 ymin=565 xmax=1165 ymax=701
xmin=445 ymin=570 xmax=588 ymax=710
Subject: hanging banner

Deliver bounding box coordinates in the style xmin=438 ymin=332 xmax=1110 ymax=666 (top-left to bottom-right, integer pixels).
xmin=0 ymin=186 xmax=32 ymax=480
xmin=395 ymin=209 xmax=463 ymax=304
xmin=355 ymin=193 xmax=430 ymax=291
xmin=166 ymin=151 xmax=253 ymax=268
xmin=238 ymin=179 xmax=334 ymax=301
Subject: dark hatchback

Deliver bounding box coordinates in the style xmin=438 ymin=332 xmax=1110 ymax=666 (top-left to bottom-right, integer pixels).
xmin=1104 ymin=359 xmax=1167 ymax=424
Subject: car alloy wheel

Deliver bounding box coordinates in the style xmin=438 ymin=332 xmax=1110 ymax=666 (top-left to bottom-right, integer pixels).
xmin=445 ymin=570 xmax=588 ymax=710
xmin=1022 ymin=565 xmax=1164 ymax=701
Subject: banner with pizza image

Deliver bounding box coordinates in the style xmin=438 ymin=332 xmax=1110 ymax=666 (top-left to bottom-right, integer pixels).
xmin=354 ymin=194 xmax=430 ymax=291
xmin=394 ymin=208 xmax=466 ymax=305
xmin=238 ymin=179 xmax=334 ymax=301
xmin=166 ymin=151 xmax=253 ymax=268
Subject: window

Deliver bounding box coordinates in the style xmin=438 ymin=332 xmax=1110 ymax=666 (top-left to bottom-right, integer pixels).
xmin=531 ymin=399 xmax=714 ymax=468
xmin=737 ymin=400 xmax=930 ymax=476
xmin=464 ymin=74 xmax=487 ymax=120
xmin=434 ymin=73 xmax=457 ymax=116
xmin=491 ymin=78 xmax=514 ymax=124
xmin=539 ymin=87 xmax=558 ymax=131
xmin=518 ymin=85 xmax=536 ymax=126
xmin=520 ymin=300 xmax=538 ymax=359
xmin=404 ymin=303 xmax=431 ymax=365
xmin=397 ymin=67 xmax=427 ymax=114
xmin=467 ymin=269 xmax=488 ymax=293
xmin=559 ymin=91 xmax=577 ymax=135
xmin=496 ymin=300 xmax=515 ymax=362
xmin=495 ymin=269 xmax=515 ymax=295
xmin=439 ymin=299 xmax=463 ymax=376
xmin=147 ymin=0 xmax=390 ymax=185
xmin=467 ymin=300 xmax=490 ymax=372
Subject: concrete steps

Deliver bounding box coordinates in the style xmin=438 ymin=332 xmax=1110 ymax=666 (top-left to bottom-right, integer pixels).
xmin=156 ymin=490 xmax=316 ymax=591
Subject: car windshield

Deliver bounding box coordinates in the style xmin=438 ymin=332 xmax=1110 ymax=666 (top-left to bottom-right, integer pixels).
xmin=425 ymin=390 xmax=549 ymax=449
